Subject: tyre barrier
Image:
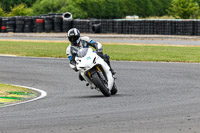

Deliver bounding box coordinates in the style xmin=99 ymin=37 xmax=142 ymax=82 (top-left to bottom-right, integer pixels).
xmin=194 ymin=20 xmax=200 ymax=35
xmin=15 ymin=16 xmax=24 ymax=33
xmin=73 ymin=19 xmax=91 ymax=33
xmin=54 ymin=15 xmax=63 ymax=32
xmin=62 ymin=12 xmax=72 ymax=21
xmin=54 ymin=14 xmax=63 ymax=33
xmin=1 ymin=15 xmax=200 ymax=36
xmin=63 ymin=20 xmax=72 ymax=32
xmin=7 ymin=21 xmax=15 ymax=32
xmin=0 ymin=17 xmax=2 ymax=32
xmin=44 ymin=16 xmax=54 ymax=33
xmin=36 ymin=19 xmax=44 ymax=32
xmin=6 ymin=17 xmax=15 ymax=32
xmin=1 ymin=17 xmax=9 ymax=33
xmin=32 ymin=16 xmax=39 ymax=32
xmin=92 ymin=23 xmax=101 ymax=33
xmin=24 ymin=17 xmax=33 ymax=33
xmin=62 ymin=12 xmax=73 ymax=32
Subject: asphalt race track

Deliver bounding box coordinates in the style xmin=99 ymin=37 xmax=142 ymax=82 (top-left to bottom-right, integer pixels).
xmin=0 ymin=56 xmax=200 ymax=133
xmin=0 ymin=36 xmax=199 ymax=46
xmin=1 ymin=34 xmax=200 ymax=46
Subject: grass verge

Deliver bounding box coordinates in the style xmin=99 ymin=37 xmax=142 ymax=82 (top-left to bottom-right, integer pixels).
xmin=0 ymin=40 xmax=200 ymax=63
xmin=0 ymin=83 xmax=37 ymax=106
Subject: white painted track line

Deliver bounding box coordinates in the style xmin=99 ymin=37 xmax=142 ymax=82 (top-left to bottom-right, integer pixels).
xmin=0 ymin=85 xmax=47 ymax=108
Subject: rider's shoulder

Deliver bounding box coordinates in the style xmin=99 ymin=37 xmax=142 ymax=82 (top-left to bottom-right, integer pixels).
xmin=67 ymin=44 xmax=72 ymax=48
xmin=66 ymin=44 xmax=71 ymax=54
xmin=80 ymin=36 xmax=91 ymax=42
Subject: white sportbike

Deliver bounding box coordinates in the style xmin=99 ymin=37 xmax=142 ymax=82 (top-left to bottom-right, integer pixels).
xmin=75 ymin=48 xmax=117 ymax=97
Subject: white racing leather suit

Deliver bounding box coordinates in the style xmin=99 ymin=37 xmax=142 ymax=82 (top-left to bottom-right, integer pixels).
xmin=66 ymin=36 xmax=103 ymax=70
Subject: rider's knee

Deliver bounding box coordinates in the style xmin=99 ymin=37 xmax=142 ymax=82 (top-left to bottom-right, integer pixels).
xmin=104 ymin=54 xmax=110 ymax=62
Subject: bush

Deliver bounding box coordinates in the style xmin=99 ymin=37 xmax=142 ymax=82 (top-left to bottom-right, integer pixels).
xmin=32 ymin=0 xmax=68 ymax=15
xmin=59 ymin=0 xmax=87 ymax=18
xmin=8 ymin=3 xmax=33 ymax=16
xmin=30 ymin=0 xmax=173 ymax=19
xmin=60 ymin=0 xmax=173 ymax=19
xmin=168 ymin=0 xmax=200 ymax=19
xmin=0 ymin=6 xmax=6 ymax=16
xmin=0 ymin=0 xmax=36 ymax=12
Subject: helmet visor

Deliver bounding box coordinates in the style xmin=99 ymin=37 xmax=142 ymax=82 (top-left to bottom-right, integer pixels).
xmin=68 ymin=36 xmax=80 ymax=45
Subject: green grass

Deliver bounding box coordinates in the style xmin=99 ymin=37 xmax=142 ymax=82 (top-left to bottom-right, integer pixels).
xmin=0 ymin=83 xmax=37 ymax=106
xmin=0 ymin=83 xmax=33 ymax=95
xmin=0 ymin=41 xmax=200 ymax=63
xmin=0 ymin=41 xmax=67 ymax=58
xmin=104 ymin=45 xmax=200 ymax=63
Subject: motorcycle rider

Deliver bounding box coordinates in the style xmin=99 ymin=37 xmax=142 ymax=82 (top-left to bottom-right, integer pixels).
xmin=66 ymin=28 xmax=115 ymax=81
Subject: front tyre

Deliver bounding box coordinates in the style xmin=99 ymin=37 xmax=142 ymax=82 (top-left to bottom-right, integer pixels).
xmin=92 ymin=72 xmax=111 ymax=97
xmin=111 ymin=82 xmax=118 ymax=95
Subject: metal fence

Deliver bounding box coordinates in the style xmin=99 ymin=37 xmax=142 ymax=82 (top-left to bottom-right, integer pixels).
xmin=1 ymin=15 xmax=200 ymax=36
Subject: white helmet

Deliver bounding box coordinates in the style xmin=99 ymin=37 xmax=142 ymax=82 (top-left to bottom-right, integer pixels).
xmin=67 ymin=28 xmax=80 ymax=46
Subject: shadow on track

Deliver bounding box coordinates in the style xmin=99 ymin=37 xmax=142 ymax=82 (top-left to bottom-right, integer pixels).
xmin=70 ymin=94 xmax=124 ymax=99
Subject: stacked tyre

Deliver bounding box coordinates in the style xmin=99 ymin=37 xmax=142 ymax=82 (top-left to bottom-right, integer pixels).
xmin=1 ymin=17 xmax=9 ymax=33
xmin=113 ymin=20 xmax=122 ymax=34
xmin=63 ymin=20 xmax=72 ymax=32
xmin=194 ymin=20 xmax=200 ymax=35
xmin=15 ymin=17 xmax=24 ymax=33
xmin=32 ymin=16 xmax=39 ymax=32
xmin=73 ymin=19 xmax=91 ymax=33
xmin=62 ymin=12 xmax=73 ymax=32
xmin=91 ymin=20 xmax=101 ymax=33
xmin=36 ymin=18 xmax=44 ymax=32
xmin=82 ymin=20 xmax=91 ymax=33
xmin=100 ymin=19 xmax=108 ymax=33
xmin=24 ymin=17 xmax=33 ymax=33
xmin=54 ymin=14 xmax=63 ymax=32
xmin=6 ymin=17 xmax=15 ymax=32
xmin=44 ymin=16 xmax=54 ymax=33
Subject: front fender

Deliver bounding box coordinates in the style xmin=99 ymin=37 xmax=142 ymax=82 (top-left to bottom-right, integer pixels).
xmin=94 ymin=58 xmax=114 ymax=91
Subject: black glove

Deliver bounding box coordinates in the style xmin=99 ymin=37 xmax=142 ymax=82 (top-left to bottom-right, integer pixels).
xmin=73 ymin=66 xmax=78 ymax=72
xmin=97 ymin=51 xmax=104 ymax=58
xmin=70 ymin=60 xmax=78 ymax=72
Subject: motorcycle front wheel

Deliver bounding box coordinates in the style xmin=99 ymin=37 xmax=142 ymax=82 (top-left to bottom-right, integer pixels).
xmin=91 ymin=72 xmax=111 ymax=97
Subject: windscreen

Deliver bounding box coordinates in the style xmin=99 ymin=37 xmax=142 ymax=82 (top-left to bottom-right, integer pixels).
xmin=77 ymin=48 xmax=88 ymax=58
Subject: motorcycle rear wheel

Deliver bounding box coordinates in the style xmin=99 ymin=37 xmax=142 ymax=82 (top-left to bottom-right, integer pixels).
xmin=92 ymin=72 xmax=111 ymax=97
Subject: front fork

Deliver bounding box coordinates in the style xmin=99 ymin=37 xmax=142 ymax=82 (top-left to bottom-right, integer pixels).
xmin=82 ymin=66 xmax=103 ymax=89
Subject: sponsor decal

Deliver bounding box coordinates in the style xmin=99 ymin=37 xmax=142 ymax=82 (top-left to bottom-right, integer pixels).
xmin=86 ymin=56 xmax=91 ymax=60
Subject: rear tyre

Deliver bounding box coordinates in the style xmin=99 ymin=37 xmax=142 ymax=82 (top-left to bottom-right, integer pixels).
xmin=92 ymin=72 xmax=111 ymax=97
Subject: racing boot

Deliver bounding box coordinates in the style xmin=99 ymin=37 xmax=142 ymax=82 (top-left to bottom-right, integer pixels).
xmin=106 ymin=58 xmax=116 ymax=75
xmin=104 ymin=54 xmax=116 ymax=75
xmin=110 ymin=68 xmax=116 ymax=75
xmin=98 ymin=52 xmax=116 ymax=75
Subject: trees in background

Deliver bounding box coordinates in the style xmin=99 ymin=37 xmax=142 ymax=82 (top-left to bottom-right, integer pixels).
xmin=8 ymin=4 xmax=33 ymax=16
xmin=0 ymin=0 xmax=199 ymax=19
xmin=168 ymin=0 xmax=199 ymax=19
xmin=0 ymin=4 xmax=5 ymax=17
xmin=0 ymin=0 xmax=36 ymax=12
xmin=31 ymin=0 xmax=68 ymax=15
xmin=57 ymin=0 xmax=173 ymax=18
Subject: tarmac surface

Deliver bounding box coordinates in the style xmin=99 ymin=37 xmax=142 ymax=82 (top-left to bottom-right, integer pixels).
xmin=0 ymin=33 xmax=200 ymax=45
xmin=0 ymin=56 xmax=200 ymax=133
xmin=0 ymin=34 xmax=200 ymax=133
